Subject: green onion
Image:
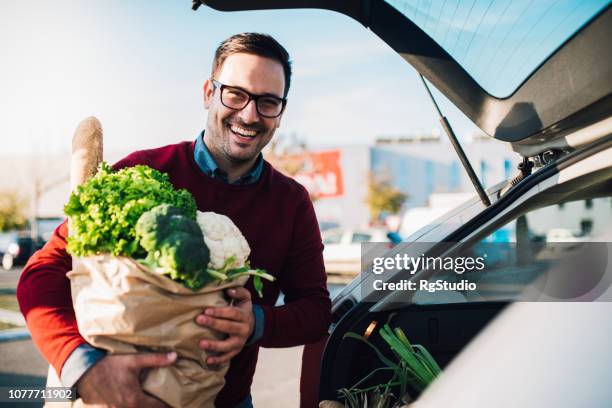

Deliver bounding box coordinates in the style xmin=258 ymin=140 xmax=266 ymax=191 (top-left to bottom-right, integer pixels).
xmin=340 ymin=323 xmax=441 ymax=406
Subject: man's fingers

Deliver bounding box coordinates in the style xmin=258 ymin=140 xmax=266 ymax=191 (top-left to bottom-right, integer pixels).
xmin=197 ymin=316 xmax=246 ymax=335
xmin=200 ymin=306 xmax=243 ymax=322
xmin=130 ymin=352 xmax=177 ymax=369
xmin=206 ymin=349 xmax=240 ymax=365
xmin=199 ymin=337 xmax=241 ymax=353
xmin=226 ymin=287 xmax=251 ymax=303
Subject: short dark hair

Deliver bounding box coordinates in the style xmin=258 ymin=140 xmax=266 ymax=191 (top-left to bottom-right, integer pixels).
xmin=212 ymin=33 xmax=292 ymax=98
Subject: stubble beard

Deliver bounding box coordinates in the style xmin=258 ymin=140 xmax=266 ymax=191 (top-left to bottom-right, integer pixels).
xmin=209 ymin=121 xmax=267 ymax=165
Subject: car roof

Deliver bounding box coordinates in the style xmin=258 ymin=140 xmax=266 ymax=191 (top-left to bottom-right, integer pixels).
xmin=199 ymin=0 xmax=612 ymax=150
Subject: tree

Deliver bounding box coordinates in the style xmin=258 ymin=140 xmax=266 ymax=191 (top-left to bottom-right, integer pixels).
xmin=0 ymin=190 xmax=29 ymax=232
xmin=365 ymin=172 xmax=407 ymax=224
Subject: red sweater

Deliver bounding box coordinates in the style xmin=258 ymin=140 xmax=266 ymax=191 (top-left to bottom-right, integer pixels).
xmin=17 ymin=141 xmax=331 ymax=407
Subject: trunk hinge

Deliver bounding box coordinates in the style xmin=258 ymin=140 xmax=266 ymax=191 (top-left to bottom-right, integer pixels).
xmin=499 ymin=157 xmax=534 ymax=196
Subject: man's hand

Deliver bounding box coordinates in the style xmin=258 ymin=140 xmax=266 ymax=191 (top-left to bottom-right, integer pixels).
xmin=76 ymin=352 xmax=176 ymax=408
xmin=196 ymin=287 xmax=254 ymax=365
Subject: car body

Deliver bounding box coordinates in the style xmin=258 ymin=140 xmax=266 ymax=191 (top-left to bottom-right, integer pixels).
xmin=0 ymin=231 xmax=43 ymax=270
xmin=36 ymin=217 xmax=63 ymax=242
xmin=198 ymin=1 xmax=612 ymax=406
xmin=318 ymin=220 xmax=340 ymax=233
xmin=322 ymin=227 xmax=392 ymax=276
xmin=0 ymin=218 xmax=62 ymax=270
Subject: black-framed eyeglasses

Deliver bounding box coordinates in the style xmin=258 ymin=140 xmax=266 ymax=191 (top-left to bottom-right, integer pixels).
xmin=211 ymin=79 xmax=286 ymax=118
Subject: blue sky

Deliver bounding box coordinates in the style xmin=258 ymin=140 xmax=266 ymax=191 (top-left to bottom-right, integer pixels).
xmin=2 ymin=1 xmax=607 ymax=154
xmin=0 ymin=0 xmax=486 ymax=155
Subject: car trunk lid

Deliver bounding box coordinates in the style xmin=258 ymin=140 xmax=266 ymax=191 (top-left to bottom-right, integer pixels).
xmin=196 ymin=0 xmax=612 ymax=154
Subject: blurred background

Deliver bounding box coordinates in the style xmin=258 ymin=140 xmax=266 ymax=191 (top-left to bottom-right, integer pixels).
xmin=0 ymin=1 xmax=525 ymax=406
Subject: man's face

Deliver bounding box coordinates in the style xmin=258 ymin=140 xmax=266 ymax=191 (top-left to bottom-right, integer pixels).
xmin=203 ymin=53 xmax=285 ymax=165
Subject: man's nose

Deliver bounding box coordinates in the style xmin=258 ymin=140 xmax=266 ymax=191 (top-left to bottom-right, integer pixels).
xmin=239 ymin=99 xmax=260 ymax=124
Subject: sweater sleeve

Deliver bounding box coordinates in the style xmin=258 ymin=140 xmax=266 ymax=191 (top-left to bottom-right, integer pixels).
xmin=16 ymin=220 xmax=86 ymax=376
xmin=16 ymin=152 xmax=149 ymax=377
xmin=258 ymin=188 xmax=332 ymax=347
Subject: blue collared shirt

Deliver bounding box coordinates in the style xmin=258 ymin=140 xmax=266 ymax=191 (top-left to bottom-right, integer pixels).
xmin=61 ymin=131 xmax=266 ymax=395
xmin=194 ymin=130 xmax=264 ymax=185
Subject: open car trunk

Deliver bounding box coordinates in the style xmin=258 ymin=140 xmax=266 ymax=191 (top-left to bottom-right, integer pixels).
xmin=317 ymin=301 xmax=506 ymax=401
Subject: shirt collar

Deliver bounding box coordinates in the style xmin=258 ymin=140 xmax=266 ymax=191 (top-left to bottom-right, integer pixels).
xmin=194 ymin=131 xmax=263 ymax=185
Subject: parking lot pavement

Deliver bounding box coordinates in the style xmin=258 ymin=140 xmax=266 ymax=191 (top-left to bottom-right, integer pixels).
xmin=0 ymin=338 xmax=48 ymax=380
xmin=0 ymin=268 xmax=20 ymax=289
xmin=0 ymin=338 xmax=47 ymax=408
xmin=252 ymin=346 xmax=303 ymax=408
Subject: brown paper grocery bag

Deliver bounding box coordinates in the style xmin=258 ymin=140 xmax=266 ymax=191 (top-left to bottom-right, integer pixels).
xmin=68 ymin=255 xmax=248 ymax=408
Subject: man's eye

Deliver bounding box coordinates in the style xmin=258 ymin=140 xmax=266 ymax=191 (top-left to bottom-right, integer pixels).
xmin=226 ymin=89 xmax=247 ymax=99
xmin=260 ymin=97 xmax=281 ymax=108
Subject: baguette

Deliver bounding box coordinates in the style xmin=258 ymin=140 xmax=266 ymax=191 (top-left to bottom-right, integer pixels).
xmin=70 ymin=116 xmax=103 ymax=191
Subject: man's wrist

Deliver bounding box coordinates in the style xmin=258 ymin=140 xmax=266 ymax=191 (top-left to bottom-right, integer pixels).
xmin=60 ymin=344 xmax=107 ymax=388
xmin=246 ymin=304 xmax=264 ymax=346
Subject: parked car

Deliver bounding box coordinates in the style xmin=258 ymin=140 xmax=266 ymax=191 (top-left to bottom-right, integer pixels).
xmin=36 ymin=217 xmax=64 ymax=242
xmin=0 ymin=231 xmax=43 ymax=270
xmin=322 ymin=228 xmax=394 ymax=275
xmin=318 ymin=221 xmax=340 ymax=233
xmin=196 ymin=1 xmax=612 ymax=407
xmin=0 ymin=218 xmax=62 ymax=270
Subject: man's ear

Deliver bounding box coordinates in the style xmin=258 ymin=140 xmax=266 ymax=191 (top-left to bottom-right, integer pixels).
xmin=203 ymin=79 xmax=214 ymax=110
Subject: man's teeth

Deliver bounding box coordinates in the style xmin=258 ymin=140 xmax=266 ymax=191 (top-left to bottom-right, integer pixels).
xmin=230 ymin=125 xmax=257 ymax=137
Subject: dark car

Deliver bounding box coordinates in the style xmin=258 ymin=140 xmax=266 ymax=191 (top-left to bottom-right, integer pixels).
xmin=198 ymin=1 xmax=612 ymax=407
xmin=0 ymin=217 xmax=62 ymax=270
xmin=0 ymin=231 xmax=43 ymax=270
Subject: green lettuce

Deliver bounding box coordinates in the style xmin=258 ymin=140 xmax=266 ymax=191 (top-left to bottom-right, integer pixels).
xmin=65 ymin=162 xmax=197 ymax=258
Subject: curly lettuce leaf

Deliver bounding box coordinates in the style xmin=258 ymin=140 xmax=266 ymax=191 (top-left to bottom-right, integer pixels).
xmin=65 ymin=162 xmax=197 ymax=258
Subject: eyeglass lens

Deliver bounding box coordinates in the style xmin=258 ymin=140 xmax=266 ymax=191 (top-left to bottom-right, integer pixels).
xmin=221 ymin=87 xmax=283 ymax=118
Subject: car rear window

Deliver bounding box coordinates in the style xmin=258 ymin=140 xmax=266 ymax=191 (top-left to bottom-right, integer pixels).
xmin=351 ymin=233 xmax=373 ymax=243
xmin=384 ymin=0 xmax=611 ymax=97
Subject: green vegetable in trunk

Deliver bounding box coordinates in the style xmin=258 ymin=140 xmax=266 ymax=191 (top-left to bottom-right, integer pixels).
xmin=340 ymin=323 xmax=441 ymax=406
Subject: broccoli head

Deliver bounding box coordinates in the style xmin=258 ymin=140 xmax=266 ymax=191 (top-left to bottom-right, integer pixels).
xmin=135 ymin=204 xmax=211 ymax=290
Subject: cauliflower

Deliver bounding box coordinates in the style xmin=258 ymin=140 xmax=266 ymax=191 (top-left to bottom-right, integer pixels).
xmin=196 ymin=211 xmax=251 ymax=270
xmin=133 ymin=207 xmax=272 ymax=294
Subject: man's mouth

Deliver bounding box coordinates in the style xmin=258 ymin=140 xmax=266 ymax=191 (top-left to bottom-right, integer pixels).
xmin=228 ymin=123 xmax=259 ymax=139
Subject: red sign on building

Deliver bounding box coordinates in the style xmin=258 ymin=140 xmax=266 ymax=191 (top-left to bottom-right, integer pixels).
xmin=293 ymin=150 xmax=344 ymax=198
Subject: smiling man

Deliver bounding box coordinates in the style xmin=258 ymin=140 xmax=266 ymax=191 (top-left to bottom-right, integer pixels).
xmin=204 ymin=49 xmax=288 ymax=182
xmin=18 ymin=33 xmax=331 ymax=408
